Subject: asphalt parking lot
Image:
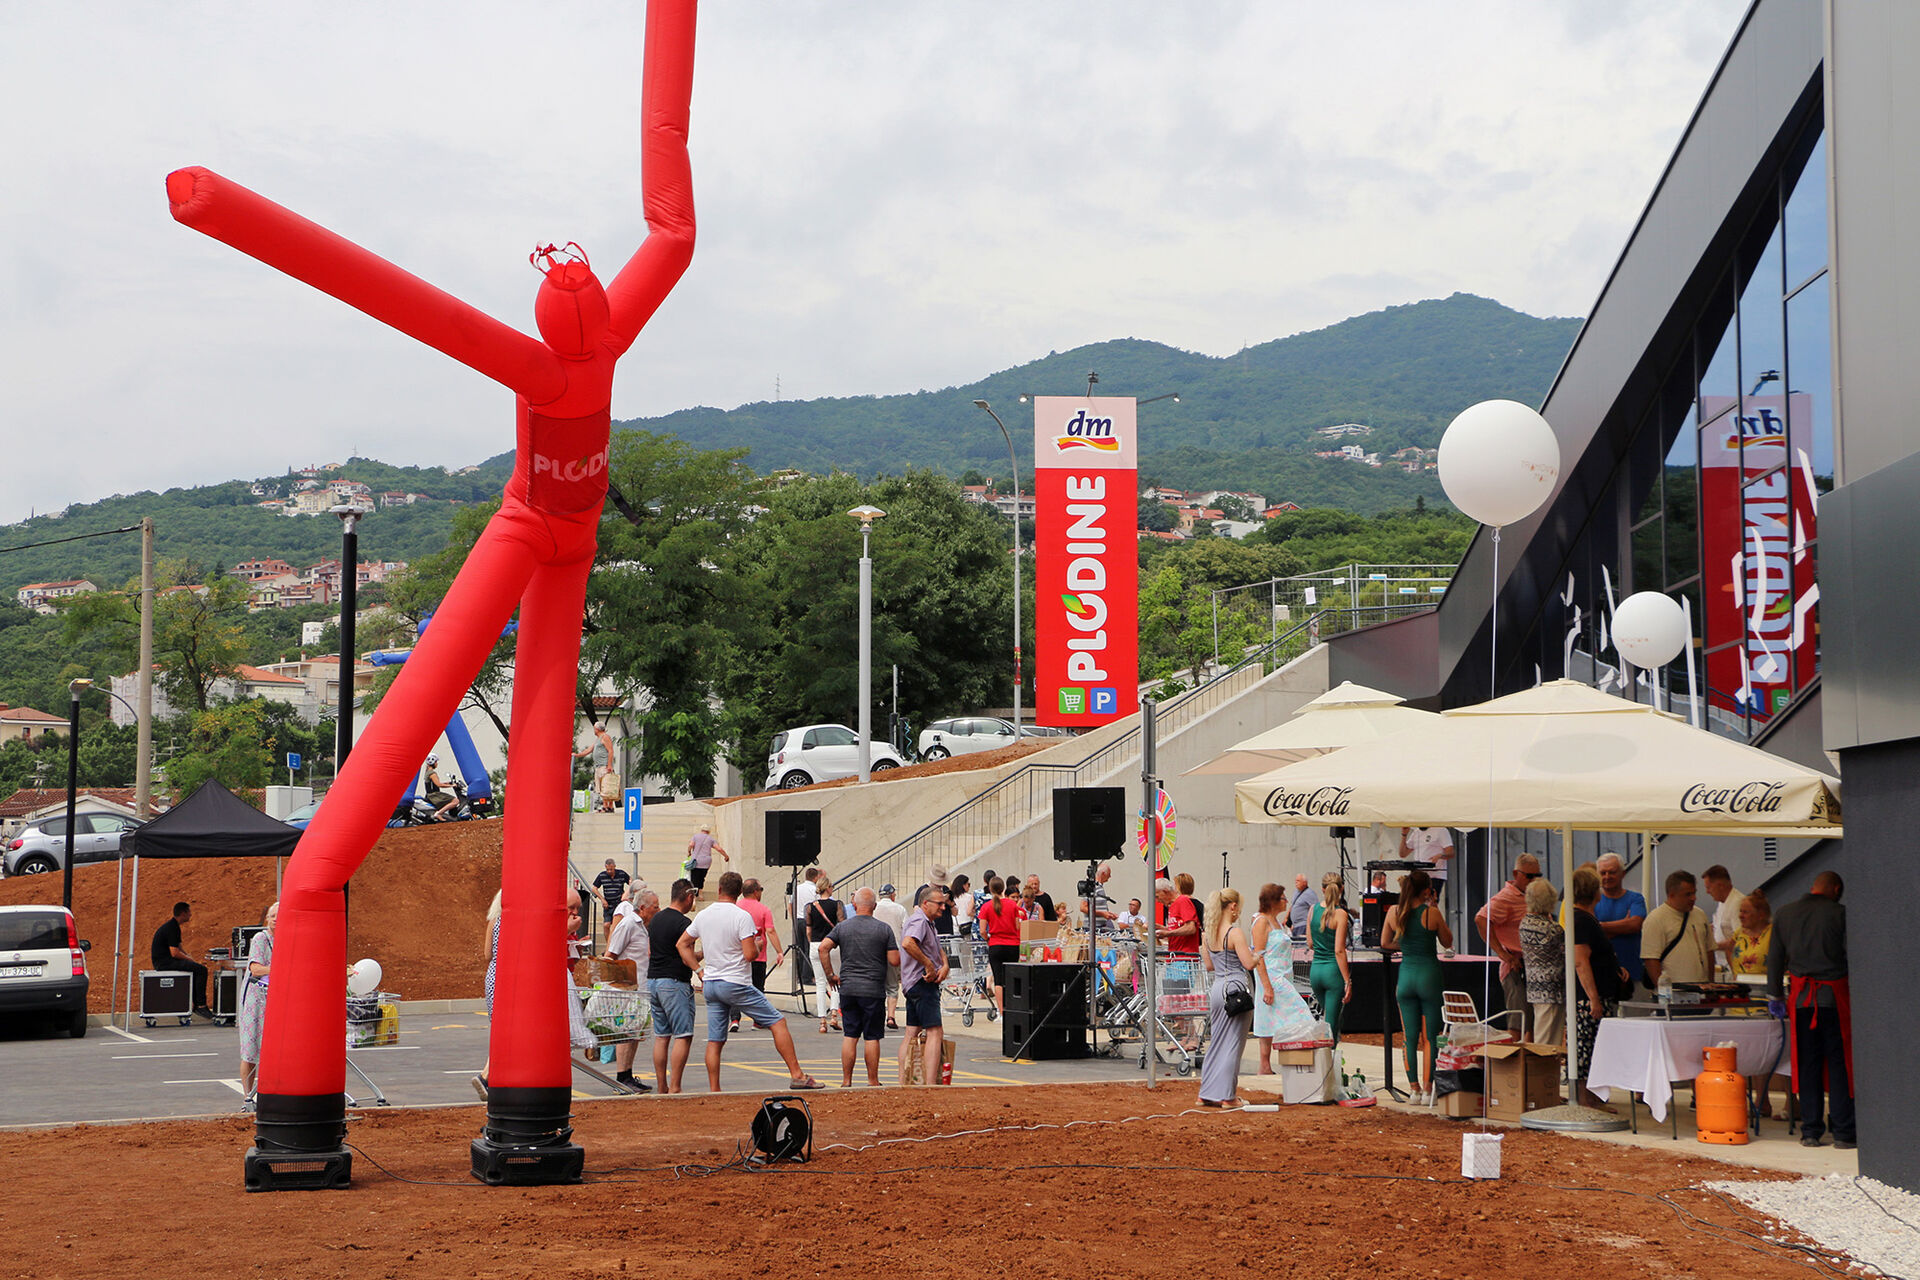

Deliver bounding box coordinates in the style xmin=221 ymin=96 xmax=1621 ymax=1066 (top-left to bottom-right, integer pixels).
xmin=0 ymin=992 xmax=1154 ymax=1128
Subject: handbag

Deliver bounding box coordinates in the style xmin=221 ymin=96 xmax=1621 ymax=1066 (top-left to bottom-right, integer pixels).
xmin=1224 ymin=983 xmax=1254 ymax=1016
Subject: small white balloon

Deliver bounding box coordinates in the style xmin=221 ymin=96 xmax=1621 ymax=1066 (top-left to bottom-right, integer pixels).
xmin=1438 ymin=399 xmax=1561 ymax=526
xmin=1612 ymin=591 xmax=1690 ymax=668
xmin=348 ymin=958 xmax=383 ymax=997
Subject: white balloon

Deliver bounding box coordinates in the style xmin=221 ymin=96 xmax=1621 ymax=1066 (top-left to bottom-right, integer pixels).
xmin=1437 ymin=399 xmax=1562 ymax=527
xmin=1612 ymin=591 xmax=1691 ymax=668
xmin=348 ymin=958 xmax=383 ymax=997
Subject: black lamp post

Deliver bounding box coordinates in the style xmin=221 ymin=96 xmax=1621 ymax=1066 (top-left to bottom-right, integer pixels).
xmin=61 ymin=678 xmax=92 ymax=910
xmin=330 ymin=504 xmax=364 ymax=768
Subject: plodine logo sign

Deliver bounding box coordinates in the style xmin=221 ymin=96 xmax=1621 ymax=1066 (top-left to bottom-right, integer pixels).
xmin=1054 ymin=408 xmax=1120 ymax=452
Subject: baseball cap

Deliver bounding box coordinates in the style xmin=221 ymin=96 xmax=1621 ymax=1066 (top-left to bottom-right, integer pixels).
xmin=880 ymin=883 xmax=896 ymax=896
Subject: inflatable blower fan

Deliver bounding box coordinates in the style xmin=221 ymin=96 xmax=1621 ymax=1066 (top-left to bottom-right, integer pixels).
xmin=749 ymin=1095 xmax=812 ymax=1164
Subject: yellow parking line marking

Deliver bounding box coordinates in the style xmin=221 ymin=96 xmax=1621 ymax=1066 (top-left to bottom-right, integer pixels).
xmin=431 ymin=1024 xmax=472 ymax=1030
xmin=951 ymin=1068 xmax=1022 ymax=1084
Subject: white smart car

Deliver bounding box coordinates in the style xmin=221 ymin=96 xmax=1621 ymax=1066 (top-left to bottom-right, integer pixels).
xmin=766 ymin=724 xmax=905 ymax=789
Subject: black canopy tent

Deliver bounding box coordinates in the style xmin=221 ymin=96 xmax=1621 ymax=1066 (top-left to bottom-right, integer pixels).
xmin=119 ymin=781 xmax=301 ymax=1029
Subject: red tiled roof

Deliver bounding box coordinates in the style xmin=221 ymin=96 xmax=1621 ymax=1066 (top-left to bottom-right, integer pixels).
xmin=0 ymin=787 xmax=157 ymax=819
xmin=0 ymin=705 xmax=65 ymax=724
xmin=234 ymin=664 xmax=304 ymax=685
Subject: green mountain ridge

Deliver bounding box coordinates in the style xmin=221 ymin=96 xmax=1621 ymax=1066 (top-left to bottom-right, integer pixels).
xmin=2 ymin=293 xmax=1578 ymax=593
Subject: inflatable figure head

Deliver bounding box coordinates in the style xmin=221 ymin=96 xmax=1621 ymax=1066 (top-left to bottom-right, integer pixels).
xmin=531 ymin=244 xmax=609 ymax=358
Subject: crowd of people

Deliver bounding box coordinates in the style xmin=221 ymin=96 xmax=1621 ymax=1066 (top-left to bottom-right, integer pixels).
xmin=206 ymin=832 xmax=1851 ymax=1144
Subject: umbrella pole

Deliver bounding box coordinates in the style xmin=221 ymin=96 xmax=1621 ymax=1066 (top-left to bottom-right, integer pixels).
xmin=1562 ymin=825 xmax=1577 ymax=1090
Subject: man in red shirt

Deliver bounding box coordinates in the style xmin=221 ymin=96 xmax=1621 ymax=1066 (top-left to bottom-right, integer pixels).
xmin=1473 ymin=853 xmax=1541 ymax=1038
xmin=1154 ymin=878 xmax=1199 ymax=958
xmin=735 ymin=879 xmax=785 ymax=1034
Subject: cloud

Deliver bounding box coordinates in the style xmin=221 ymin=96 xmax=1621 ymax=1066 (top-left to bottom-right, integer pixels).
xmin=0 ymin=0 xmax=1747 ymax=522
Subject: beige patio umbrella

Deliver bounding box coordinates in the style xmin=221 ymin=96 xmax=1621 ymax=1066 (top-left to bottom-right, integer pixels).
xmin=1232 ymin=679 xmax=1840 ymax=1092
xmin=1233 ymin=680 xmax=1840 ymax=834
xmin=1184 ymin=680 xmax=1441 ymax=776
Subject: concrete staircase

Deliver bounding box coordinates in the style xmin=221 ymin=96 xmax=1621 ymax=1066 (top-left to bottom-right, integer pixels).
xmin=566 ymin=801 xmax=715 ymax=901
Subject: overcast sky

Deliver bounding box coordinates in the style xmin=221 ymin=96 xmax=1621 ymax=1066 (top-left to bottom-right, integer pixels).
xmin=0 ymin=1 xmax=1747 ymax=525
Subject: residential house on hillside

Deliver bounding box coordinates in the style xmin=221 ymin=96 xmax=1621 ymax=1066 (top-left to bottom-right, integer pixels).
xmin=256 ymin=654 xmax=378 ymax=722
xmin=1261 ymin=503 xmax=1304 ymax=518
xmin=232 ymin=558 xmax=297 ymax=582
xmin=0 ymin=704 xmax=66 ymax=744
xmin=1315 ymin=423 xmax=1373 ymax=438
xmin=109 ymin=663 xmax=307 ymax=726
xmin=15 ymin=580 xmax=96 ymax=613
xmin=0 ymin=788 xmax=161 ymax=838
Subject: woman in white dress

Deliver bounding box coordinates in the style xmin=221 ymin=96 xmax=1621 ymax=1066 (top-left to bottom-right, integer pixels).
xmin=1251 ymin=883 xmax=1315 ymax=1073
xmin=237 ymin=902 xmax=276 ymax=1108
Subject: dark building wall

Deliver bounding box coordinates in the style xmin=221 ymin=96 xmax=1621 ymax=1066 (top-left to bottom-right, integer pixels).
xmin=1830 ymin=740 xmax=1920 ymax=1188
xmin=1818 ymin=4 xmax=1920 ymax=1191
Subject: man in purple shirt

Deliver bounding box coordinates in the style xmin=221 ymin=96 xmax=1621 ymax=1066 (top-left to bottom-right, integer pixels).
xmin=899 ymin=885 xmax=951 ymax=1086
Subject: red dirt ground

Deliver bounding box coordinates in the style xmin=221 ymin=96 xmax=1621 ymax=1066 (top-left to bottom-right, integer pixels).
xmin=0 ymin=821 xmax=503 ymax=1010
xmin=1 ymin=1082 xmax=1834 ymax=1279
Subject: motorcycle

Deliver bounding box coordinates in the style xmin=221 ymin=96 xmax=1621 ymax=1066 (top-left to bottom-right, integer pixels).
xmin=389 ymin=776 xmax=489 ymax=827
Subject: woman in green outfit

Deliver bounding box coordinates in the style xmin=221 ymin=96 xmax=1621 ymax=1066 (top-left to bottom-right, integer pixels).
xmin=1382 ymin=868 xmax=1453 ymax=1105
xmin=1308 ymin=872 xmax=1353 ymax=1042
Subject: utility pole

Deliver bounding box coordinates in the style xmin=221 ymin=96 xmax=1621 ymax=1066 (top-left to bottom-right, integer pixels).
xmin=136 ymin=517 xmax=154 ymax=818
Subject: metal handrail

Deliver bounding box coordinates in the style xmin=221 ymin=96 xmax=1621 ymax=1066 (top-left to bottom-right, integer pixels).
xmin=835 ymin=600 xmax=1433 ymax=893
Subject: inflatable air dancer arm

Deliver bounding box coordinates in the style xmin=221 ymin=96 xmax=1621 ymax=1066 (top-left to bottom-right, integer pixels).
xmin=171 ymin=0 xmax=698 ymax=1192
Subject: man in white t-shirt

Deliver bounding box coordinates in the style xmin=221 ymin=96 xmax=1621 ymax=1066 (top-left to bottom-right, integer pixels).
xmin=677 ymin=871 xmax=824 ymax=1093
xmin=1399 ymin=827 xmax=1455 ymax=908
xmin=1701 ymin=864 xmax=1746 ymax=950
xmin=873 ymin=884 xmax=910 ymax=1029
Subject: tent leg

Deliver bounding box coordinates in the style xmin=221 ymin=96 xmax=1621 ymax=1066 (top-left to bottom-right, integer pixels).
xmin=112 ymin=855 xmax=125 ymax=1027
xmin=125 ymin=857 xmax=140 ymax=1033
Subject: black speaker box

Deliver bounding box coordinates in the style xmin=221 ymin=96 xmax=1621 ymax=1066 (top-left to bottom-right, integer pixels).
xmin=1360 ymin=891 xmax=1398 ymax=948
xmin=1051 ymin=786 xmax=1128 ymax=863
xmin=1002 ymin=962 xmax=1088 ymax=1018
xmin=764 ymin=810 xmax=822 ymax=867
xmin=1001 ymin=1011 xmax=1088 ymax=1060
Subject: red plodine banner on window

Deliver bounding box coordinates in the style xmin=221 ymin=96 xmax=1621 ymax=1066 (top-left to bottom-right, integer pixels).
xmin=1033 ymin=396 xmax=1139 ymax=727
xmin=1698 ymin=394 xmax=1818 ymax=727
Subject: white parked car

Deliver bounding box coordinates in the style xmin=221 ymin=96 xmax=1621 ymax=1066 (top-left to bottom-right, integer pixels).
xmin=0 ymin=904 xmax=91 ymax=1037
xmin=917 ymin=716 xmax=1023 ymax=760
xmin=766 ymin=724 xmax=904 ymax=789
xmin=917 ymin=718 xmax=1076 ymax=759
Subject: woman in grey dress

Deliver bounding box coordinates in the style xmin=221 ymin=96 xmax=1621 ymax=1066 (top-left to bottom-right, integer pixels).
xmin=1199 ymin=887 xmax=1256 ymax=1107
xmin=237 ymin=902 xmax=277 ymax=1108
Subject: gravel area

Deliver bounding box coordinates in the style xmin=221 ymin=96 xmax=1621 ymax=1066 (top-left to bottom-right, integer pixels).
xmin=1710 ymin=1172 xmax=1920 ymax=1278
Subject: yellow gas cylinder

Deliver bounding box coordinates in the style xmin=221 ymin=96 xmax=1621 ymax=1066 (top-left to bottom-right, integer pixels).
xmin=1695 ymin=1044 xmax=1750 ymax=1145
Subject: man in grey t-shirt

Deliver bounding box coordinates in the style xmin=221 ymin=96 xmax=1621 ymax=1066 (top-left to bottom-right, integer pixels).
xmin=819 ymin=888 xmax=900 ymax=1087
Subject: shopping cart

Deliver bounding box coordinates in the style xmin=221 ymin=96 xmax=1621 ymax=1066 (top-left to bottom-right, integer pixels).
xmin=945 ymin=936 xmax=998 ymax=1027
xmin=344 ymin=990 xmax=400 ymax=1106
xmin=578 ymin=983 xmax=651 ymax=1048
xmin=1144 ymin=954 xmax=1209 ymax=1077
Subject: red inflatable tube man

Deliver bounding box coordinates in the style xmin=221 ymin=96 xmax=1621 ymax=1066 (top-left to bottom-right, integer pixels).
xmin=169 ymin=0 xmax=696 ymax=1186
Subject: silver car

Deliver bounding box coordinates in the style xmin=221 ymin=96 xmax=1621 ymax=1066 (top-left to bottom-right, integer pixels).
xmin=3 ymin=813 xmax=142 ymax=877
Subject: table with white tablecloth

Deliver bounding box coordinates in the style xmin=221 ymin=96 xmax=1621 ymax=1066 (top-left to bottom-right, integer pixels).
xmin=1587 ymin=1017 xmax=1785 ymax=1124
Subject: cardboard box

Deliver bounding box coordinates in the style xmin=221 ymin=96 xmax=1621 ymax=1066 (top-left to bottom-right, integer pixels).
xmin=1021 ymin=920 xmax=1060 ymax=943
xmin=1274 ymin=1048 xmax=1319 ymax=1067
xmin=1439 ymin=1089 xmax=1485 ymax=1118
xmin=1280 ymin=1048 xmax=1335 ymax=1103
xmin=1477 ymin=1042 xmax=1564 ymax=1120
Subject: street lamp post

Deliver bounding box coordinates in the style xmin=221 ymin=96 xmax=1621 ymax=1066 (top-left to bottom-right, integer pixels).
xmin=972 ymin=400 xmax=1023 ymax=734
xmin=61 ymin=678 xmax=93 ymax=910
xmin=331 ymin=504 xmax=364 ymax=770
xmin=848 ymin=505 xmax=886 ymax=783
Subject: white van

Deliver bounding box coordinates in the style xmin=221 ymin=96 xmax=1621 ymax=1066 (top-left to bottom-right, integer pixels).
xmin=0 ymin=905 xmax=91 ymax=1037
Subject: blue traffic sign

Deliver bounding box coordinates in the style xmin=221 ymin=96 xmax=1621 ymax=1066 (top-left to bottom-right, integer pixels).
xmin=287 ymin=752 xmax=302 ymax=771
xmin=624 ymin=789 xmax=644 ymax=831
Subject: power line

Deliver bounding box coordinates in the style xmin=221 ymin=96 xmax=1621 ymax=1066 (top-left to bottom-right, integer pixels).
xmin=0 ymin=524 xmax=143 ymax=556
